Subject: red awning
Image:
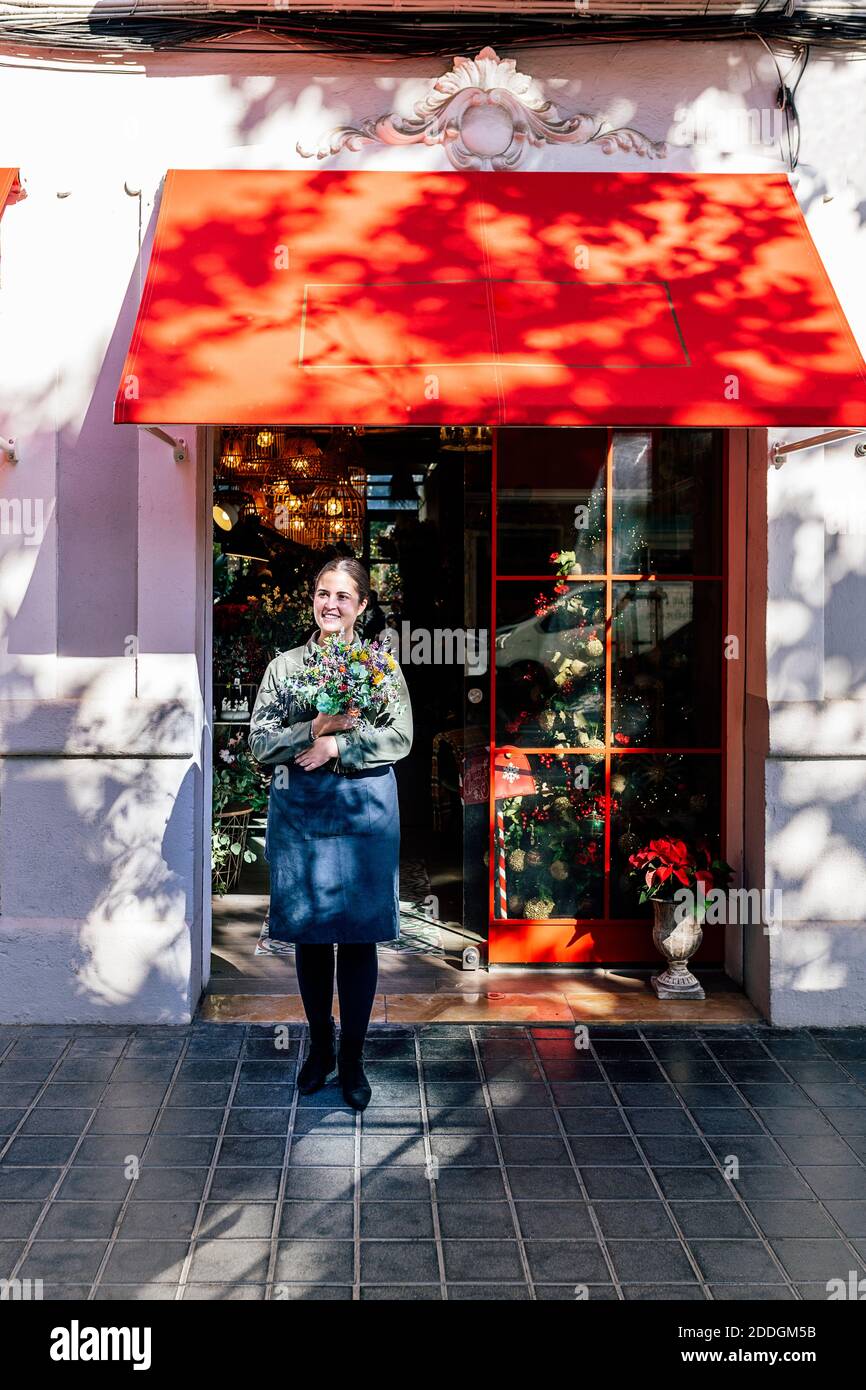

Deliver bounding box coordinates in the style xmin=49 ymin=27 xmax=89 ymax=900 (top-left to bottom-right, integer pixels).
xmin=0 ymin=169 xmax=25 ymax=214
xmin=115 ymin=169 xmax=866 ymax=427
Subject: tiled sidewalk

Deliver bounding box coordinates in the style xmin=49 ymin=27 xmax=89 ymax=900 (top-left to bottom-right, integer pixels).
xmin=1 ymin=1022 xmax=865 ymax=1301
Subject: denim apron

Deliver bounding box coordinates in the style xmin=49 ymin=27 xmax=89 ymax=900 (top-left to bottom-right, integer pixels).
xmin=265 ymin=762 xmax=400 ymax=944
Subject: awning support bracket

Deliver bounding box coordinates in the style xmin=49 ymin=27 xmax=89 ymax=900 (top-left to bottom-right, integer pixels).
xmin=140 ymin=426 xmax=188 ymax=464
xmin=0 ymin=435 xmax=18 ymax=464
xmin=771 ymin=428 xmax=866 ymax=468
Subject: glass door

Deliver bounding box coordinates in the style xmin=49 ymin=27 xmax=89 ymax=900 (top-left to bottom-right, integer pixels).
xmin=489 ymin=428 xmax=726 ymax=965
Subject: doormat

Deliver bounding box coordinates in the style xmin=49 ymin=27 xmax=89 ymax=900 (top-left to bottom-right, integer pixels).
xmin=254 ymin=858 xmax=446 ymax=957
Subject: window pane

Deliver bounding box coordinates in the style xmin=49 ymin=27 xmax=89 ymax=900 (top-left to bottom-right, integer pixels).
xmin=495 ymin=581 xmax=605 ymax=747
xmin=497 ymin=428 xmax=607 ymax=575
xmin=613 ymin=430 xmax=723 ymax=575
xmin=612 ymin=582 xmax=722 ymax=748
xmin=609 ymin=754 xmax=722 ymax=919
xmin=495 ymin=752 xmax=605 ymax=921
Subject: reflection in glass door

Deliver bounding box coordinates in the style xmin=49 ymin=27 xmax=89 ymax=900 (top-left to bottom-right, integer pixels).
xmin=490 ymin=429 xmax=726 ymax=965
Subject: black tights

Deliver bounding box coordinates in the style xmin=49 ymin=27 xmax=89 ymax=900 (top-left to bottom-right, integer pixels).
xmin=294 ymin=943 xmax=378 ymax=1048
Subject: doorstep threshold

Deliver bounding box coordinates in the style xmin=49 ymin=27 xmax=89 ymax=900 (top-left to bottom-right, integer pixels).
xmin=199 ymin=979 xmax=759 ymax=1026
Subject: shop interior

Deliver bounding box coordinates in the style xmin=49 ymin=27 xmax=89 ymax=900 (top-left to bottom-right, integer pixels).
xmin=209 ymin=425 xmax=492 ymax=995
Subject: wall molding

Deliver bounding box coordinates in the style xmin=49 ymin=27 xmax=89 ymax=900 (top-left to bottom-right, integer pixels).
xmin=298 ymin=46 xmax=667 ymax=170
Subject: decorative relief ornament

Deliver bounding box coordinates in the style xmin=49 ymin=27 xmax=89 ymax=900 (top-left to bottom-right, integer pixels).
xmin=297 ymin=47 xmax=666 ymax=170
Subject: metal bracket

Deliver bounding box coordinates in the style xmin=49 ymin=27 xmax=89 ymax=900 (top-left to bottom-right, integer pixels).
xmin=0 ymin=435 xmax=18 ymax=463
xmin=141 ymin=426 xmax=188 ymax=463
xmin=770 ymin=428 xmax=866 ymax=469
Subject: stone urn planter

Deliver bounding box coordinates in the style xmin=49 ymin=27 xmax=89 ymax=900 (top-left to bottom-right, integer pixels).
xmin=651 ymin=899 xmax=705 ymax=1000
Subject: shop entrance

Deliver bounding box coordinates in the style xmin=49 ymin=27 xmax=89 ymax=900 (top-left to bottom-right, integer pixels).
xmin=206 ymin=424 xmax=731 ymax=992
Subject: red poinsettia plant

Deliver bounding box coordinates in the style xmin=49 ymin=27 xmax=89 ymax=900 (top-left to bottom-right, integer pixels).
xmin=628 ymin=837 xmax=732 ymax=906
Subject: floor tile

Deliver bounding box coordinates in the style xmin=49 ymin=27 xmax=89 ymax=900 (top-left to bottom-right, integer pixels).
xmin=514 ymin=1201 xmax=594 ymax=1239
xmin=668 ymin=1201 xmax=757 ymax=1239
xmin=607 ymin=1241 xmax=698 ymax=1283
xmin=591 ymin=1201 xmax=675 ymax=1239
xmin=187 ymin=1239 xmax=271 ymax=1283
xmin=273 ymin=1239 xmax=354 ymax=1283
xmin=36 ymin=1202 xmax=124 ymax=1239
xmin=798 ymin=1167 xmax=866 ymax=1200
xmin=770 ymin=1238 xmax=866 ymax=1282
xmin=688 ymin=1239 xmax=786 ymax=1283
xmin=360 ymin=1201 xmax=435 ymax=1239
xmin=524 ymin=1239 xmax=610 ymax=1284
xmin=100 ymin=1240 xmax=189 ymax=1283
xmin=710 ymin=1283 xmax=794 ymax=1300
xmin=19 ymin=1239 xmax=109 ymax=1282
xmin=823 ymin=1201 xmax=866 ymax=1238
xmin=580 ymin=1168 xmax=659 ymax=1200
xmin=745 ymin=1200 xmax=840 ymax=1238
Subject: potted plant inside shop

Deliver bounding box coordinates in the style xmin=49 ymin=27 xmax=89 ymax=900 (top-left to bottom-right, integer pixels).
xmin=212 ymin=733 xmax=270 ymax=896
xmin=628 ymin=838 xmax=732 ymax=1000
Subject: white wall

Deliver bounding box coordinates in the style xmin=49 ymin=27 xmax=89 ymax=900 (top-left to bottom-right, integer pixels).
xmin=1 ymin=36 xmax=865 ymax=1021
xmin=759 ymin=427 xmax=866 ymax=1025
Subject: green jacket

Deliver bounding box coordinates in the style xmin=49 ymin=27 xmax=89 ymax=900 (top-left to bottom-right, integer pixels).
xmin=248 ymin=631 xmax=413 ymax=772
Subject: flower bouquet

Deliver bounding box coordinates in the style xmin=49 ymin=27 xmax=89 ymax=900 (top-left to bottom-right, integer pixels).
xmin=281 ymin=633 xmax=405 ymax=729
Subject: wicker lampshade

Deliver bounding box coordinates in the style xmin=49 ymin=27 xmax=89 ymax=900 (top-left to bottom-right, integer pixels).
xmin=439 ymin=426 xmax=492 ymax=452
xmin=218 ymin=428 xmax=249 ymax=475
xmin=331 ymin=428 xmax=367 ymax=493
xmin=307 ymin=477 xmax=366 ymax=550
xmin=267 ymin=476 xmax=308 ymax=536
xmin=273 ymin=508 xmax=310 ymax=543
xmin=282 ymin=435 xmax=330 ymax=484
xmin=218 ymin=428 xmax=332 ymax=483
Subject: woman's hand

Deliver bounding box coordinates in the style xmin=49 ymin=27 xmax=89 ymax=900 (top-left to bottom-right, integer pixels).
xmin=311 ymin=711 xmax=358 ymax=737
xmin=295 ymin=734 xmax=339 ymax=770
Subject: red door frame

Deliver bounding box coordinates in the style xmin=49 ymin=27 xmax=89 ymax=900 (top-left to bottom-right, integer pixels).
xmin=487 ymin=427 xmax=732 ymax=966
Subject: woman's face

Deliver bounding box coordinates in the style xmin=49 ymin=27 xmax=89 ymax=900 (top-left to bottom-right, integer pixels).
xmin=313 ymin=570 xmax=368 ymax=638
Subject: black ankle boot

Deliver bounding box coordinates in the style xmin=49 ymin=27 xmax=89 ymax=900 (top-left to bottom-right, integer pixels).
xmin=298 ymin=1017 xmax=337 ymax=1094
xmin=337 ymin=1039 xmax=372 ymax=1111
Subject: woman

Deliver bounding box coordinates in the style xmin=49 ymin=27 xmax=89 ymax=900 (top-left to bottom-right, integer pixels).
xmin=248 ymin=558 xmax=413 ymax=1111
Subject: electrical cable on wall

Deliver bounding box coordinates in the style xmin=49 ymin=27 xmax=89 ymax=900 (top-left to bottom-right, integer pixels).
xmin=753 ymin=33 xmax=810 ymax=167
xmin=2 ymin=9 xmax=866 ymax=58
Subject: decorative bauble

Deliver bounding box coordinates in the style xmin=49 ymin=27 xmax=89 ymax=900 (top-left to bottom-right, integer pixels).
xmin=550 ymin=860 xmax=569 ymax=881
xmin=507 ymin=848 xmax=526 ymax=872
xmin=524 ymin=896 xmax=555 ymax=920
xmin=526 ymin=849 xmax=544 ymax=868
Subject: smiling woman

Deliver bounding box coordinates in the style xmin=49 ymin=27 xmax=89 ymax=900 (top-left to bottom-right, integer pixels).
xmin=247 ymin=555 xmax=413 ymax=1109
